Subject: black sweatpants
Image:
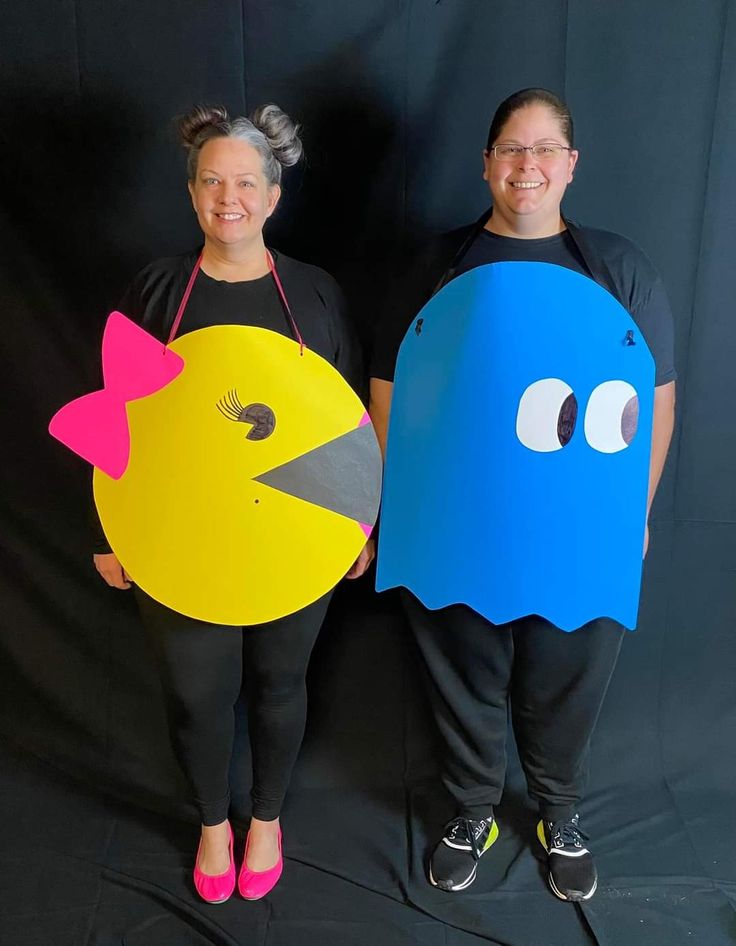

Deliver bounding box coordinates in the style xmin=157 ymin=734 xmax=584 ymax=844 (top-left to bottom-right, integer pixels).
xmin=135 ymin=588 xmax=331 ymax=825
xmin=402 ymin=591 xmax=625 ymax=823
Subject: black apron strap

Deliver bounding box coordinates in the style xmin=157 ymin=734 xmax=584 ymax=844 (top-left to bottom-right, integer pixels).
xmin=431 ymin=209 xmax=492 ymax=297
xmin=563 ymin=218 xmax=624 ymax=308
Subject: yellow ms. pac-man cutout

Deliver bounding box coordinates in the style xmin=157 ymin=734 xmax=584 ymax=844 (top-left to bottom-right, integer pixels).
xmin=93 ymin=324 xmax=382 ymax=625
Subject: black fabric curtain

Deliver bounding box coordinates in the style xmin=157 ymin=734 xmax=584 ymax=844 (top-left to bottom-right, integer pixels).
xmin=1 ymin=2 xmax=734 ymax=944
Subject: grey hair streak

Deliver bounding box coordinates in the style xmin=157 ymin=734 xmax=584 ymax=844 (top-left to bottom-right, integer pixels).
xmin=178 ymin=103 xmax=303 ymax=186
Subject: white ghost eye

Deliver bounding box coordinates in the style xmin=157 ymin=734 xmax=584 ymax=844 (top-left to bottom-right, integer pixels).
xmin=516 ymin=378 xmax=578 ymax=452
xmin=584 ymin=380 xmax=639 ymax=453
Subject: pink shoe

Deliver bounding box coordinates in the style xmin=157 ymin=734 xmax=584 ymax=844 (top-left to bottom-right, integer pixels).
xmin=194 ymin=822 xmax=236 ymax=904
xmin=238 ymin=827 xmax=283 ymax=900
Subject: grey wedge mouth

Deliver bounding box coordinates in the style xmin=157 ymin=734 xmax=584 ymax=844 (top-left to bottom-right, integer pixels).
xmin=254 ymin=423 xmax=380 ymax=526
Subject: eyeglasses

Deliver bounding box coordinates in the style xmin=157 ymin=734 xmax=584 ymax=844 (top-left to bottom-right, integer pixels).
xmin=489 ymin=144 xmax=571 ymax=161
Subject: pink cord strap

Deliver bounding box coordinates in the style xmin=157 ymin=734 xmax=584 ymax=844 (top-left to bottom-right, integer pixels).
xmin=267 ymin=250 xmax=305 ymax=355
xmin=167 ymin=252 xmax=203 ymax=346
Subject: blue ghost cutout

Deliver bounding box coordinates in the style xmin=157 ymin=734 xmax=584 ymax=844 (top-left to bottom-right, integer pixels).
xmin=376 ymin=262 xmax=655 ymax=631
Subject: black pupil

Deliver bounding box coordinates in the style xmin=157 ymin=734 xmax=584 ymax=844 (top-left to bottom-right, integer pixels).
xmin=240 ymin=403 xmax=276 ymax=441
xmin=557 ymin=393 xmax=578 ymax=447
xmin=621 ymin=396 xmax=639 ymax=445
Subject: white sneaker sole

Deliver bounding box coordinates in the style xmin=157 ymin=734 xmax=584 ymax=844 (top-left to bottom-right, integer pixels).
xmin=428 ymin=861 xmax=478 ymax=892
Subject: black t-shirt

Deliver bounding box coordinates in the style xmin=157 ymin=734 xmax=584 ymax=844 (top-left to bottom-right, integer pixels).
xmin=180 ymin=268 xmax=296 ymax=333
xmin=458 ymin=227 xmax=589 ymax=279
xmin=370 ymin=225 xmax=676 ymax=387
xmin=173 ymin=267 xmax=345 ymax=369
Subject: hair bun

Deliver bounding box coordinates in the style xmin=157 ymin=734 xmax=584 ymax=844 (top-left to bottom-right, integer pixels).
xmin=249 ymin=104 xmax=303 ymax=168
xmin=178 ymin=105 xmax=230 ymax=149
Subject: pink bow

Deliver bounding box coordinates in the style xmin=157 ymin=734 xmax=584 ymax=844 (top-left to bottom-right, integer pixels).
xmin=49 ymin=311 xmax=185 ymax=479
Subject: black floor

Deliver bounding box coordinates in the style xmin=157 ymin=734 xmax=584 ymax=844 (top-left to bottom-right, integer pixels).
xmin=2 ymin=737 xmax=734 ymax=946
xmin=2 ymin=576 xmax=735 ymax=945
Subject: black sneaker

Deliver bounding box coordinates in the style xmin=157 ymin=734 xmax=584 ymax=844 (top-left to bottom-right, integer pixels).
xmin=428 ymin=816 xmax=499 ymax=891
xmin=537 ymin=814 xmax=597 ymax=901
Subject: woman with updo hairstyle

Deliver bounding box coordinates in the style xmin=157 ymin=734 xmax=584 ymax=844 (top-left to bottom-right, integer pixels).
xmin=92 ymin=104 xmax=373 ymax=903
xmin=370 ymin=88 xmax=676 ymax=902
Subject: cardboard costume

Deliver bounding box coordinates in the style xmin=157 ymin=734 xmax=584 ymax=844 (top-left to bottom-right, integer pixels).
xmin=50 ymin=254 xmax=382 ymax=625
xmin=376 ymin=261 xmax=654 ymax=631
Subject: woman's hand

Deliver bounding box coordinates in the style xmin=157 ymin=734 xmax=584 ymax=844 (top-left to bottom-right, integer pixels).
xmin=344 ymin=539 xmax=375 ymax=579
xmin=93 ymin=552 xmax=133 ymax=589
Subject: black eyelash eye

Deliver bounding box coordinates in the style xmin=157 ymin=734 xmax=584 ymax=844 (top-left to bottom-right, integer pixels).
xmin=216 ymin=390 xmax=276 ymax=441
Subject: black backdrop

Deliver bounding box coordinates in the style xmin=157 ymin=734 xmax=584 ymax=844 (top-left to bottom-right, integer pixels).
xmin=1 ymin=2 xmax=735 ymax=944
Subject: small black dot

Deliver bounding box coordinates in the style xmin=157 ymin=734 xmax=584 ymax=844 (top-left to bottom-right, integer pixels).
xmin=254 ymin=499 xmax=260 ymax=505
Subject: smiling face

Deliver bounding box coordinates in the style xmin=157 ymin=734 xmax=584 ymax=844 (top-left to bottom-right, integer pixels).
xmin=187 ymin=137 xmax=281 ymax=252
xmin=483 ymin=103 xmax=578 ymax=238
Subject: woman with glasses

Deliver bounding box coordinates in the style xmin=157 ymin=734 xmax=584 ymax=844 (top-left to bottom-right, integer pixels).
xmin=369 ymin=88 xmax=676 ymax=902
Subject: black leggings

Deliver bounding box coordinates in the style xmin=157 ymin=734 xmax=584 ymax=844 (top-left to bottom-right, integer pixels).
xmin=135 ymin=588 xmax=331 ymax=825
